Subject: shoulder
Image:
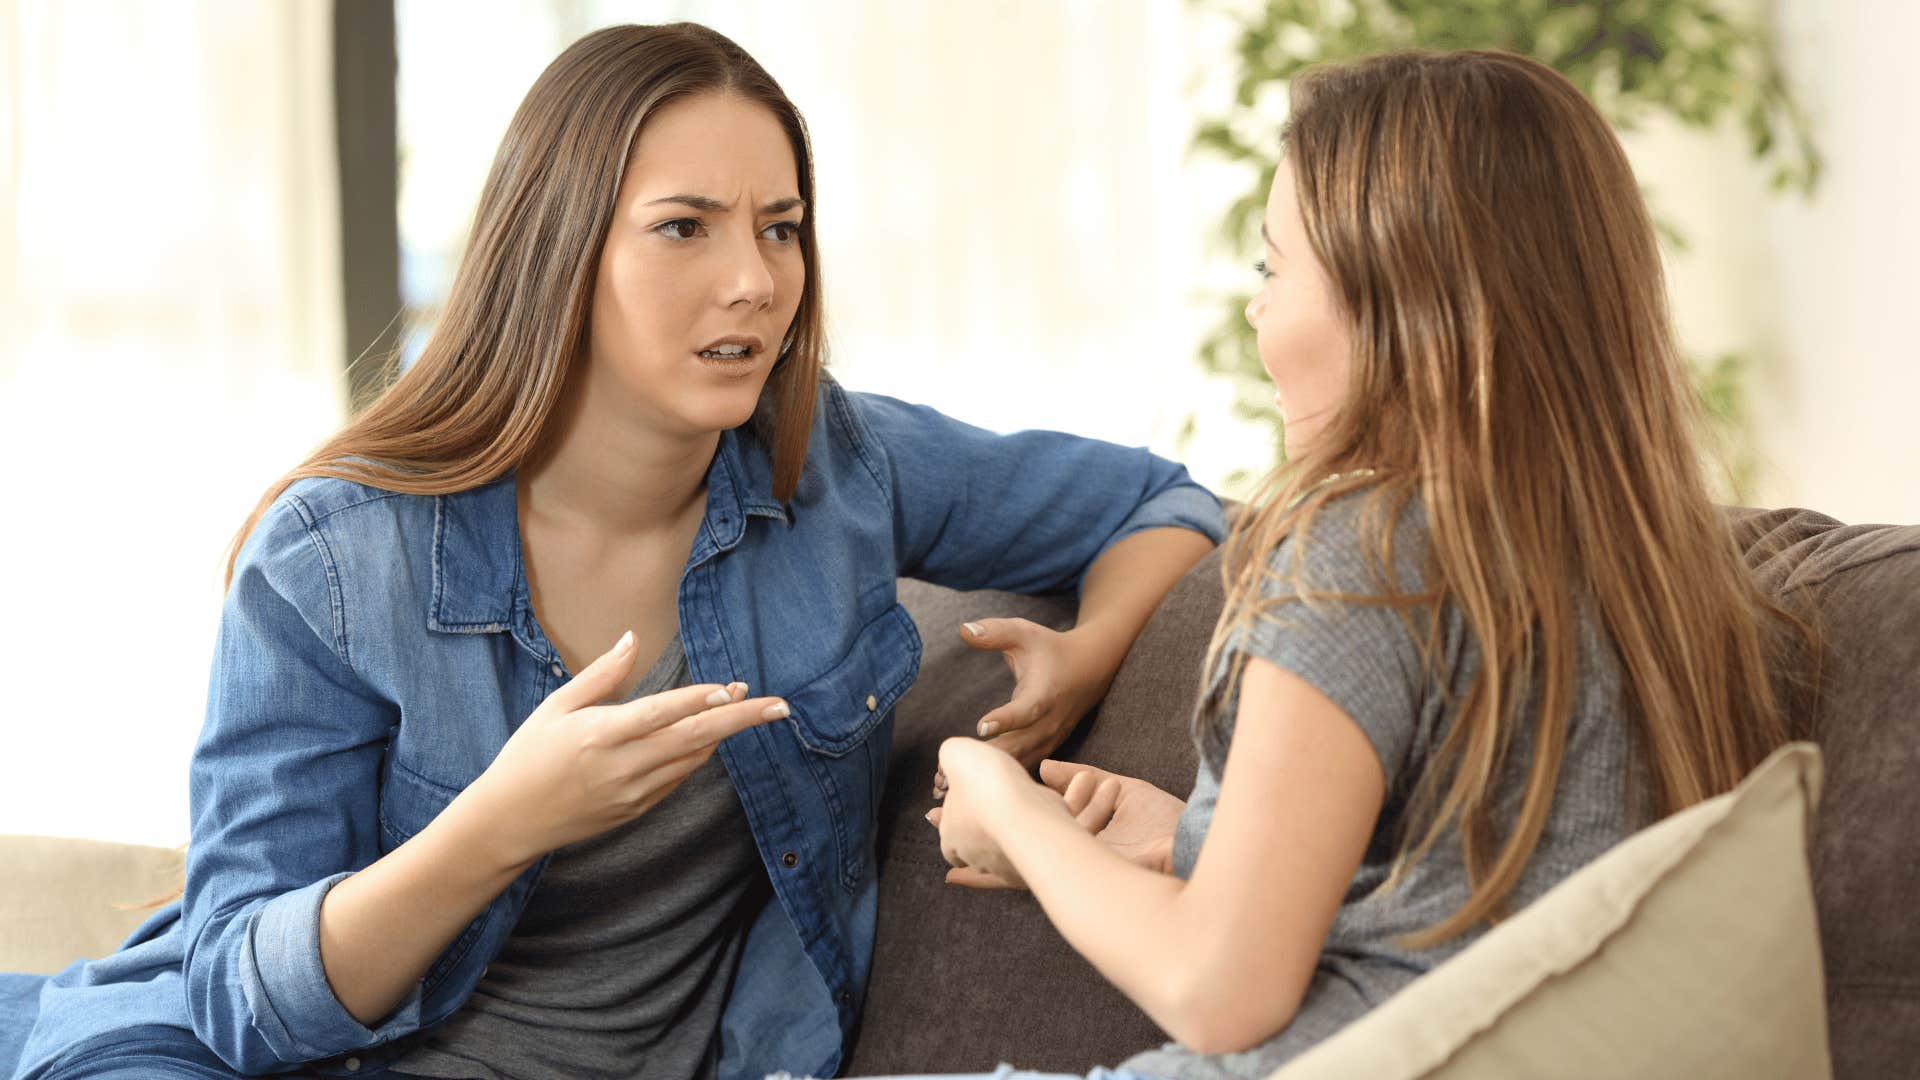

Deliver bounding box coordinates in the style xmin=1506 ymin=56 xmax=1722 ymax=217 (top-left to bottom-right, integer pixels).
xmin=813 ymin=376 xmax=924 ymax=462
xmin=256 ymin=476 xmax=427 ymax=560
xmin=237 ymin=475 xmax=439 ymax=591
xmin=1266 ymin=485 xmax=1432 ymax=598
xmin=799 ymin=375 xmax=973 ymax=499
xmin=278 ymin=474 xmax=413 ymax=527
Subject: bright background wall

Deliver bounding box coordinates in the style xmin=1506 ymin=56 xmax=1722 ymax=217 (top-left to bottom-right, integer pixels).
xmin=2 ymin=0 xmax=1914 ymax=846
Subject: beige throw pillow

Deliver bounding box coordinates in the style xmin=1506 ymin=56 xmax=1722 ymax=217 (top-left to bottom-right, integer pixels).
xmin=0 ymin=834 xmax=185 ymax=975
xmin=1271 ymin=742 xmax=1830 ymax=1080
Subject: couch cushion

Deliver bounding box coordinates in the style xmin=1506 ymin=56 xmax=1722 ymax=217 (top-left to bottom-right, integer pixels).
xmin=0 ymin=835 xmax=183 ymax=975
xmin=1269 ymin=743 xmax=1829 ymax=1080
xmin=1729 ymin=508 xmax=1920 ymax=1078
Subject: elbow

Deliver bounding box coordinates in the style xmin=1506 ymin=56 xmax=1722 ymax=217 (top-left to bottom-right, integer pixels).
xmin=1155 ymin=966 xmax=1307 ymax=1056
xmin=183 ymin=914 xmax=280 ymax=1068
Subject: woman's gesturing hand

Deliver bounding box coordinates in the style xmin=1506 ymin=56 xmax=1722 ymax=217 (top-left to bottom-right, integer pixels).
xmin=934 ymin=618 xmax=1119 ymax=796
xmin=465 ymin=630 xmax=788 ymax=869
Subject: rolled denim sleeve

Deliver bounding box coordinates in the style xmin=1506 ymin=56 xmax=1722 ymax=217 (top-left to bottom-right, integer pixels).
xmin=180 ymin=495 xmax=414 ymax=1070
xmin=837 ymin=386 xmax=1225 ymax=594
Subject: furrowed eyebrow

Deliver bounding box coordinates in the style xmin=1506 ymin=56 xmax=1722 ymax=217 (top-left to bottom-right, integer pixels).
xmin=645 ymin=193 xmax=807 ymax=216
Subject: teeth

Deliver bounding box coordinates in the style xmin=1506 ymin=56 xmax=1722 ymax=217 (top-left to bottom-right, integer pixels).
xmin=700 ymin=346 xmax=750 ymax=358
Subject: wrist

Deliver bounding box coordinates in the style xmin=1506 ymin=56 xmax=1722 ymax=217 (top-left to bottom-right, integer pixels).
xmin=441 ymin=779 xmax=543 ymax=879
xmin=1061 ymin=623 xmax=1131 ymax=696
xmin=990 ymin=771 xmax=1070 ymax=836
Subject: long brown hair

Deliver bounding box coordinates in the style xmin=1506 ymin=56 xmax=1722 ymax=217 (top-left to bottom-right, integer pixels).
xmin=226 ymin=22 xmax=825 ymax=583
xmin=1202 ymin=50 xmax=1804 ymax=948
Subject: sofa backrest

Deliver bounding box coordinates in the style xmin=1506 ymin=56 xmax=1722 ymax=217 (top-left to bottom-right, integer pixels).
xmin=849 ymin=508 xmax=1920 ymax=1079
xmin=1727 ymin=508 xmax=1920 ymax=1080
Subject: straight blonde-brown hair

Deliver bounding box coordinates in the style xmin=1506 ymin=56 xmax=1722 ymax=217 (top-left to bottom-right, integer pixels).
xmin=1201 ymin=50 xmax=1805 ymax=948
xmin=225 ymin=23 xmax=826 ymax=584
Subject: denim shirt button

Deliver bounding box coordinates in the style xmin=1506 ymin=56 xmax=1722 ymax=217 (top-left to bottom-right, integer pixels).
xmin=549 ymin=662 xmax=564 ymax=677
xmin=864 ymin=694 xmax=877 ymax=711
xmin=344 ymin=1057 xmax=361 ymax=1072
xmin=781 ymin=851 xmax=799 ymax=868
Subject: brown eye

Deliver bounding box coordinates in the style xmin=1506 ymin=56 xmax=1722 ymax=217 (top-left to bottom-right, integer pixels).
xmin=655 ymin=219 xmax=701 ymax=240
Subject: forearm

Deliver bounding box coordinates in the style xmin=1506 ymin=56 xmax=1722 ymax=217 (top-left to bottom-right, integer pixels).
xmin=991 ymin=790 xmax=1206 ymax=1038
xmin=318 ymin=786 xmax=534 ymax=1025
xmin=1071 ymin=526 xmax=1216 ymax=683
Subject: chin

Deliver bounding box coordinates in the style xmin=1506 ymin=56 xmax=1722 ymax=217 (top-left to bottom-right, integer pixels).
xmin=677 ymin=377 xmax=768 ymax=433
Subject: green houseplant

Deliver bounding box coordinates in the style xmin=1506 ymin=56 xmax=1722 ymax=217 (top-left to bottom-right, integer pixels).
xmin=1191 ymin=0 xmax=1820 ymax=492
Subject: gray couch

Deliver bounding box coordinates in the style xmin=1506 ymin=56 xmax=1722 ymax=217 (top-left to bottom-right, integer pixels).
xmin=847 ymin=507 xmax=1920 ymax=1080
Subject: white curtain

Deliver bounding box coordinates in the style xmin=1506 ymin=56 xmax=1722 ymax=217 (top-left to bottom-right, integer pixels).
xmin=0 ymin=0 xmax=346 ymax=845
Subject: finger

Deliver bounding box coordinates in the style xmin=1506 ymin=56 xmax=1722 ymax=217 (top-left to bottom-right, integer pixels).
xmin=661 ymin=695 xmax=791 ymax=752
xmin=1074 ymin=776 xmax=1122 ymax=832
xmin=545 ymin=630 xmax=643 ymax=711
xmin=932 ymin=768 xmax=947 ymax=801
xmin=957 ymin=617 xmax=1034 ymax=654
xmin=593 ymin=681 xmax=753 ymax=742
xmin=1038 ymin=758 xmax=1105 ymax=794
xmin=1061 ymin=769 xmax=1099 ymax=816
xmin=974 ymin=695 xmax=1042 ymax=738
xmin=925 ymin=807 xmax=943 ymax=828
xmin=945 ymin=865 xmax=1022 ymax=890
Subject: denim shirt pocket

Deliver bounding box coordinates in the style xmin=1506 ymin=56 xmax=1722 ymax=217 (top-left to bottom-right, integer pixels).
xmin=785 ymin=602 xmax=921 ymax=889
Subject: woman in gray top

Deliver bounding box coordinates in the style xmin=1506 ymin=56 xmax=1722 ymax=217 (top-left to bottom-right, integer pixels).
xmin=832 ymin=49 xmax=1806 ymax=1080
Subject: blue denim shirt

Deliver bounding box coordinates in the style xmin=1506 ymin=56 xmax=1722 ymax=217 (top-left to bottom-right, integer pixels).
xmin=8 ymin=380 xmax=1223 ymax=1080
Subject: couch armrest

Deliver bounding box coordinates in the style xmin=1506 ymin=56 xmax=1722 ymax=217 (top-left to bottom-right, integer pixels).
xmin=0 ymin=834 xmax=184 ymax=974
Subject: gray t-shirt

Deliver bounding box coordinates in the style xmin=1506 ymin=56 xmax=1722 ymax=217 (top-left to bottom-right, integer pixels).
xmin=393 ymin=636 xmax=770 ymax=1080
xmin=1125 ymin=494 xmax=1647 ymax=1080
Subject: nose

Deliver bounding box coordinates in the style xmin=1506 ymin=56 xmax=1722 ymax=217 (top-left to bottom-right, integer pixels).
xmin=721 ymin=232 xmax=775 ymax=312
xmin=1244 ymin=293 xmax=1266 ymax=328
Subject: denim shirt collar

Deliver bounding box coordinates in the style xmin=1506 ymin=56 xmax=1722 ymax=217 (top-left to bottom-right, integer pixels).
xmin=427 ymin=427 xmax=790 ymax=635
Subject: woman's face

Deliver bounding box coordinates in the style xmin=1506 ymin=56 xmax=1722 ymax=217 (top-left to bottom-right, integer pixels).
xmin=1246 ymin=159 xmax=1353 ymax=458
xmin=587 ymin=92 xmax=807 ymax=437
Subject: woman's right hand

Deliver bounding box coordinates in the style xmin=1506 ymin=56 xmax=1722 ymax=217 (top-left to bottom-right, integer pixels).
xmin=463 ymin=630 xmax=789 ymax=869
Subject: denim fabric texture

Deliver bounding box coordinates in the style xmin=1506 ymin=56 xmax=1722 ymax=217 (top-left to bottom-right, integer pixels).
xmin=8 ymin=380 xmax=1224 ymax=1080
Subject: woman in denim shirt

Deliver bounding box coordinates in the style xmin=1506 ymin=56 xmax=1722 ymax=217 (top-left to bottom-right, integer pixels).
xmin=1 ymin=24 xmax=1222 ymax=1080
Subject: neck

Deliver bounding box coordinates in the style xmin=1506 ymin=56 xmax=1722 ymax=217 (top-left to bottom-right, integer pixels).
xmin=519 ymin=381 xmax=717 ymax=537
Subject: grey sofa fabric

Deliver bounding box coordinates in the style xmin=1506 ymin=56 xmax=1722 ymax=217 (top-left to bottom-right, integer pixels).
xmin=1730 ymin=508 xmax=1920 ymax=1080
xmin=850 ymin=508 xmax=1919 ymax=1080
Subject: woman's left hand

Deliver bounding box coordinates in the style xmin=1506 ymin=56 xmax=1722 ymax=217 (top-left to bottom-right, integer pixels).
xmin=934 ymin=618 xmax=1120 ymax=797
xmin=925 ymin=736 xmax=1053 ymax=887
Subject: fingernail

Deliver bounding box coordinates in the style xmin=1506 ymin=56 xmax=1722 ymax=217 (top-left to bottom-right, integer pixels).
xmin=924 ymin=809 xmax=937 ymax=824
xmin=964 ymin=622 xmax=984 ymax=637
xmin=762 ymin=701 xmax=790 ymax=720
xmin=706 ymin=687 xmax=732 ymax=706
xmin=614 ymin=630 xmax=634 ymax=653
xmin=978 ymin=721 xmax=999 ymax=737
xmin=932 ymin=786 xmax=946 ymax=801
xmin=729 ymin=681 xmax=748 ymax=700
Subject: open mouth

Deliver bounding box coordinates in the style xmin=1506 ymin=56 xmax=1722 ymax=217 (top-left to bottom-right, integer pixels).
xmin=697 ymin=345 xmax=755 ymax=360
